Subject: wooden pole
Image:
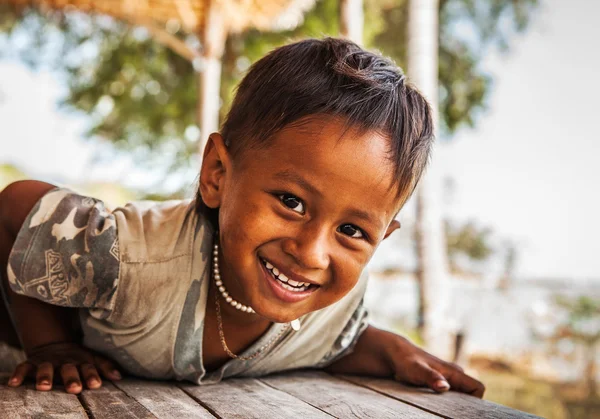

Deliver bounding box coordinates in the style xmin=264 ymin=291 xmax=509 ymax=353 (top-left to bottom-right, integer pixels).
xmin=339 ymin=0 xmax=363 ymax=45
xmin=408 ymin=0 xmax=452 ymax=359
xmin=197 ymin=0 xmax=227 ymax=156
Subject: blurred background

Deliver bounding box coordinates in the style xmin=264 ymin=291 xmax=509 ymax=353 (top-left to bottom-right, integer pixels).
xmin=0 ymin=0 xmax=598 ymax=417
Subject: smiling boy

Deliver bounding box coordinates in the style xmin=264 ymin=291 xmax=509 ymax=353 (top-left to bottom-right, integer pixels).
xmin=0 ymin=37 xmax=484 ymax=397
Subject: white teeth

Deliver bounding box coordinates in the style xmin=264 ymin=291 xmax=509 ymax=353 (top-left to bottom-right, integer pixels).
xmin=263 ymin=258 xmax=310 ymax=291
xmin=280 ymin=282 xmax=309 ymax=292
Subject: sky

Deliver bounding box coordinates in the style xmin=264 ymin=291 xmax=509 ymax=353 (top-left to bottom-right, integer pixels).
xmin=0 ymin=0 xmax=599 ymax=281
xmin=438 ymin=0 xmax=600 ymax=281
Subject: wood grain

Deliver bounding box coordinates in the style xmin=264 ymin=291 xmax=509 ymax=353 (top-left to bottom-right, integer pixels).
xmin=0 ymin=379 xmax=87 ymax=418
xmin=180 ymin=377 xmax=333 ymax=418
xmin=261 ymin=370 xmax=438 ymax=418
xmin=79 ymin=381 xmax=156 ymax=418
xmin=339 ymin=374 xmax=543 ymax=419
xmin=113 ymin=378 xmax=215 ymax=418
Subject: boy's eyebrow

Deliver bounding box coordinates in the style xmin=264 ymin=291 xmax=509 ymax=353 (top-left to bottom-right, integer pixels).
xmin=346 ymin=208 xmax=381 ymax=228
xmin=274 ymin=169 xmax=382 ymax=228
xmin=273 ymin=170 xmax=323 ymax=197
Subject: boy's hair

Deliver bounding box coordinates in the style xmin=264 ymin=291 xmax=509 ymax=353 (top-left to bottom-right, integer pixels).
xmin=196 ymin=37 xmax=434 ymax=225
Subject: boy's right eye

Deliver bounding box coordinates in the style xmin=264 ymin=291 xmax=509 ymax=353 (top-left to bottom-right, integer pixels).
xmin=278 ymin=194 xmax=305 ymax=215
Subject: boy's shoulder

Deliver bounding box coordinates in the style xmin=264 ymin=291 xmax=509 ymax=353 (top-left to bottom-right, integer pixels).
xmin=112 ymin=198 xmax=200 ymax=263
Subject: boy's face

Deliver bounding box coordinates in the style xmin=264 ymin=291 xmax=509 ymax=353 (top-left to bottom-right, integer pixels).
xmin=200 ymin=116 xmax=404 ymax=323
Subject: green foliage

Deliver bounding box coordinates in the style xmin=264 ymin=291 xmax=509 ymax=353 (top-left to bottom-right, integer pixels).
xmin=542 ymin=294 xmax=600 ymax=397
xmin=551 ymin=295 xmax=600 ymax=344
xmin=445 ymin=220 xmax=494 ymax=274
xmin=0 ymin=0 xmax=539 ymax=176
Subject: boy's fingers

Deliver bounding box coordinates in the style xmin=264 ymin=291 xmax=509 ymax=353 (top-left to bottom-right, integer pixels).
xmin=35 ymin=362 xmax=54 ymax=391
xmin=444 ymin=369 xmax=485 ymax=398
xmin=59 ymin=363 xmax=83 ymax=394
xmin=8 ymin=362 xmax=34 ymax=387
xmin=445 ymin=362 xmax=464 ymax=373
xmin=395 ymin=360 xmax=450 ymax=393
xmin=95 ymin=356 xmax=122 ymax=380
xmin=80 ymin=363 xmax=102 ymax=389
xmin=416 ymin=360 xmax=450 ymax=393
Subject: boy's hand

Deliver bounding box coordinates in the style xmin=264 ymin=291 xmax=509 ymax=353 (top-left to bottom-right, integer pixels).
xmin=7 ymin=342 xmax=122 ymax=394
xmin=385 ymin=333 xmax=485 ymax=397
xmin=326 ymin=325 xmax=485 ymax=398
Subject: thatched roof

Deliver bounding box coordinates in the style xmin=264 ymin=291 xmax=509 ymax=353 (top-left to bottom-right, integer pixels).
xmin=2 ymin=0 xmax=315 ymax=34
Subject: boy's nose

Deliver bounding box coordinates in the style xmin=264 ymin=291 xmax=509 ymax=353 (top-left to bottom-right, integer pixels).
xmin=281 ymin=223 xmax=330 ymax=271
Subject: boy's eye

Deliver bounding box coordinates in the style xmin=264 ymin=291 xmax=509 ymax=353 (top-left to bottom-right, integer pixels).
xmin=278 ymin=194 xmax=305 ymax=214
xmin=338 ymin=224 xmax=364 ymax=239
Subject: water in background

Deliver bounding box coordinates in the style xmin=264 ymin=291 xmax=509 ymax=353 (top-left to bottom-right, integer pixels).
xmin=364 ymin=273 xmax=600 ymax=382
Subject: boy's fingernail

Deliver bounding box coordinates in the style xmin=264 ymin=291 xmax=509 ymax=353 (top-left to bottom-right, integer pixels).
xmin=9 ymin=377 xmax=18 ymax=385
xmin=113 ymin=370 xmax=122 ymax=379
xmin=434 ymin=380 xmax=450 ymax=390
xmin=41 ymin=380 xmax=50 ymax=386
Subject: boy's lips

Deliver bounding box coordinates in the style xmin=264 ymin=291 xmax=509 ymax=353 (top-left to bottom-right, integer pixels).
xmin=259 ymin=258 xmax=319 ymax=303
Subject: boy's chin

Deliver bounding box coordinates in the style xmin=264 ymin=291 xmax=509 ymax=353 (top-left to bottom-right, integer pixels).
xmin=253 ymin=304 xmax=305 ymax=324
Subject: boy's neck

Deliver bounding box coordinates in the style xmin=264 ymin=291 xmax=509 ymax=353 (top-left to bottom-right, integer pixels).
xmin=207 ymin=277 xmax=271 ymax=328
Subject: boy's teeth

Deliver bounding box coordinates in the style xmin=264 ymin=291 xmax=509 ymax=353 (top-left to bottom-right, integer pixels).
xmin=263 ymin=258 xmax=312 ymax=291
xmin=281 ymin=282 xmax=308 ymax=292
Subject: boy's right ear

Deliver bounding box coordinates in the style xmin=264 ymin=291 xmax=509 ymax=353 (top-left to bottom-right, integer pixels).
xmin=199 ymin=133 xmax=231 ymax=209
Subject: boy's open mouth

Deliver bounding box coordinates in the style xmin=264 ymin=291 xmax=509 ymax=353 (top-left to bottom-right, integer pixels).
xmin=260 ymin=258 xmax=318 ymax=293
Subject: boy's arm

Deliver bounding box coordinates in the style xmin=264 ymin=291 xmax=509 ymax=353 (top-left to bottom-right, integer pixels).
xmin=0 ymin=181 xmax=73 ymax=351
xmin=0 ymin=181 xmax=121 ymax=393
xmin=324 ymin=324 xmax=485 ymax=398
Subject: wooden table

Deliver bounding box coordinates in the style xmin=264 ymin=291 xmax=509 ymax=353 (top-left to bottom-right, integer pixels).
xmin=0 ymin=370 xmax=541 ymax=418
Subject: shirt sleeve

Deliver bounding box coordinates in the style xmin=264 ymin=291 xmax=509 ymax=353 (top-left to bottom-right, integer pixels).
xmin=7 ymin=188 xmax=120 ymax=318
xmin=312 ymin=298 xmax=370 ymax=368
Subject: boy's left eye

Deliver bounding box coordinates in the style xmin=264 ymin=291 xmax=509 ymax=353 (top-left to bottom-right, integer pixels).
xmin=278 ymin=194 xmax=305 ymax=214
xmin=338 ymin=224 xmax=364 ymax=239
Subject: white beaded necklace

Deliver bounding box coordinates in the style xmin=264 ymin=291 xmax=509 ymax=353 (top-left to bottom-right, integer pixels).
xmin=212 ymin=242 xmax=255 ymax=313
xmin=212 ymin=240 xmax=302 ymax=361
xmin=212 ymin=240 xmax=301 ymax=331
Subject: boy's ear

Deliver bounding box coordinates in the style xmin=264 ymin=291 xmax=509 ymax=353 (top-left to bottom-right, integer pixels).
xmin=383 ymin=219 xmax=401 ymax=240
xmin=199 ymin=133 xmax=231 ymax=209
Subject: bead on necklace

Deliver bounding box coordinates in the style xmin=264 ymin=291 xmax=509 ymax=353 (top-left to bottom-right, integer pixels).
xmin=212 ymin=238 xmax=301 ymax=360
xmin=213 ymin=242 xmax=255 ymax=313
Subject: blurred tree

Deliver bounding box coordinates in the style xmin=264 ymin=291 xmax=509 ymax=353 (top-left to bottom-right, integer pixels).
xmin=445 ymin=220 xmax=494 ymax=275
xmin=407 ymin=0 xmax=449 ymax=355
xmin=0 ymin=0 xmax=538 ymax=171
xmin=340 ymin=0 xmax=363 ymax=44
xmin=497 ymin=239 xmax=518 ymax=290
xmin=533 ymin=295 xmax=600 ymax=398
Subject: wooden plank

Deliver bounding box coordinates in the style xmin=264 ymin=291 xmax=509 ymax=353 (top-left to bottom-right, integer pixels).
xmin=180 ymin=377 xmax=334 ymax=419
xmin=79 ymin=381 xmax=156 ymax=418
xmin=339 ymin=375 xmax=543 ymax=419
xmin=261 ymin=371 xmax=439 ymax=418
xmin=0 ymin=378 xmax=87 ymax=419
xmin=113 ymin=378 xmax=215 ymax=418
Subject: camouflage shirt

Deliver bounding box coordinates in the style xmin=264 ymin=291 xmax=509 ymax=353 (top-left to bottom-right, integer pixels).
xmin=7 ymin=188 xmax=369 ymax=383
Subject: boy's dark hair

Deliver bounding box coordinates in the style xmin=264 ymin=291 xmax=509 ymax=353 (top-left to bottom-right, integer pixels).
xmin=196 ymin=37 xmax=434 ymax=226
